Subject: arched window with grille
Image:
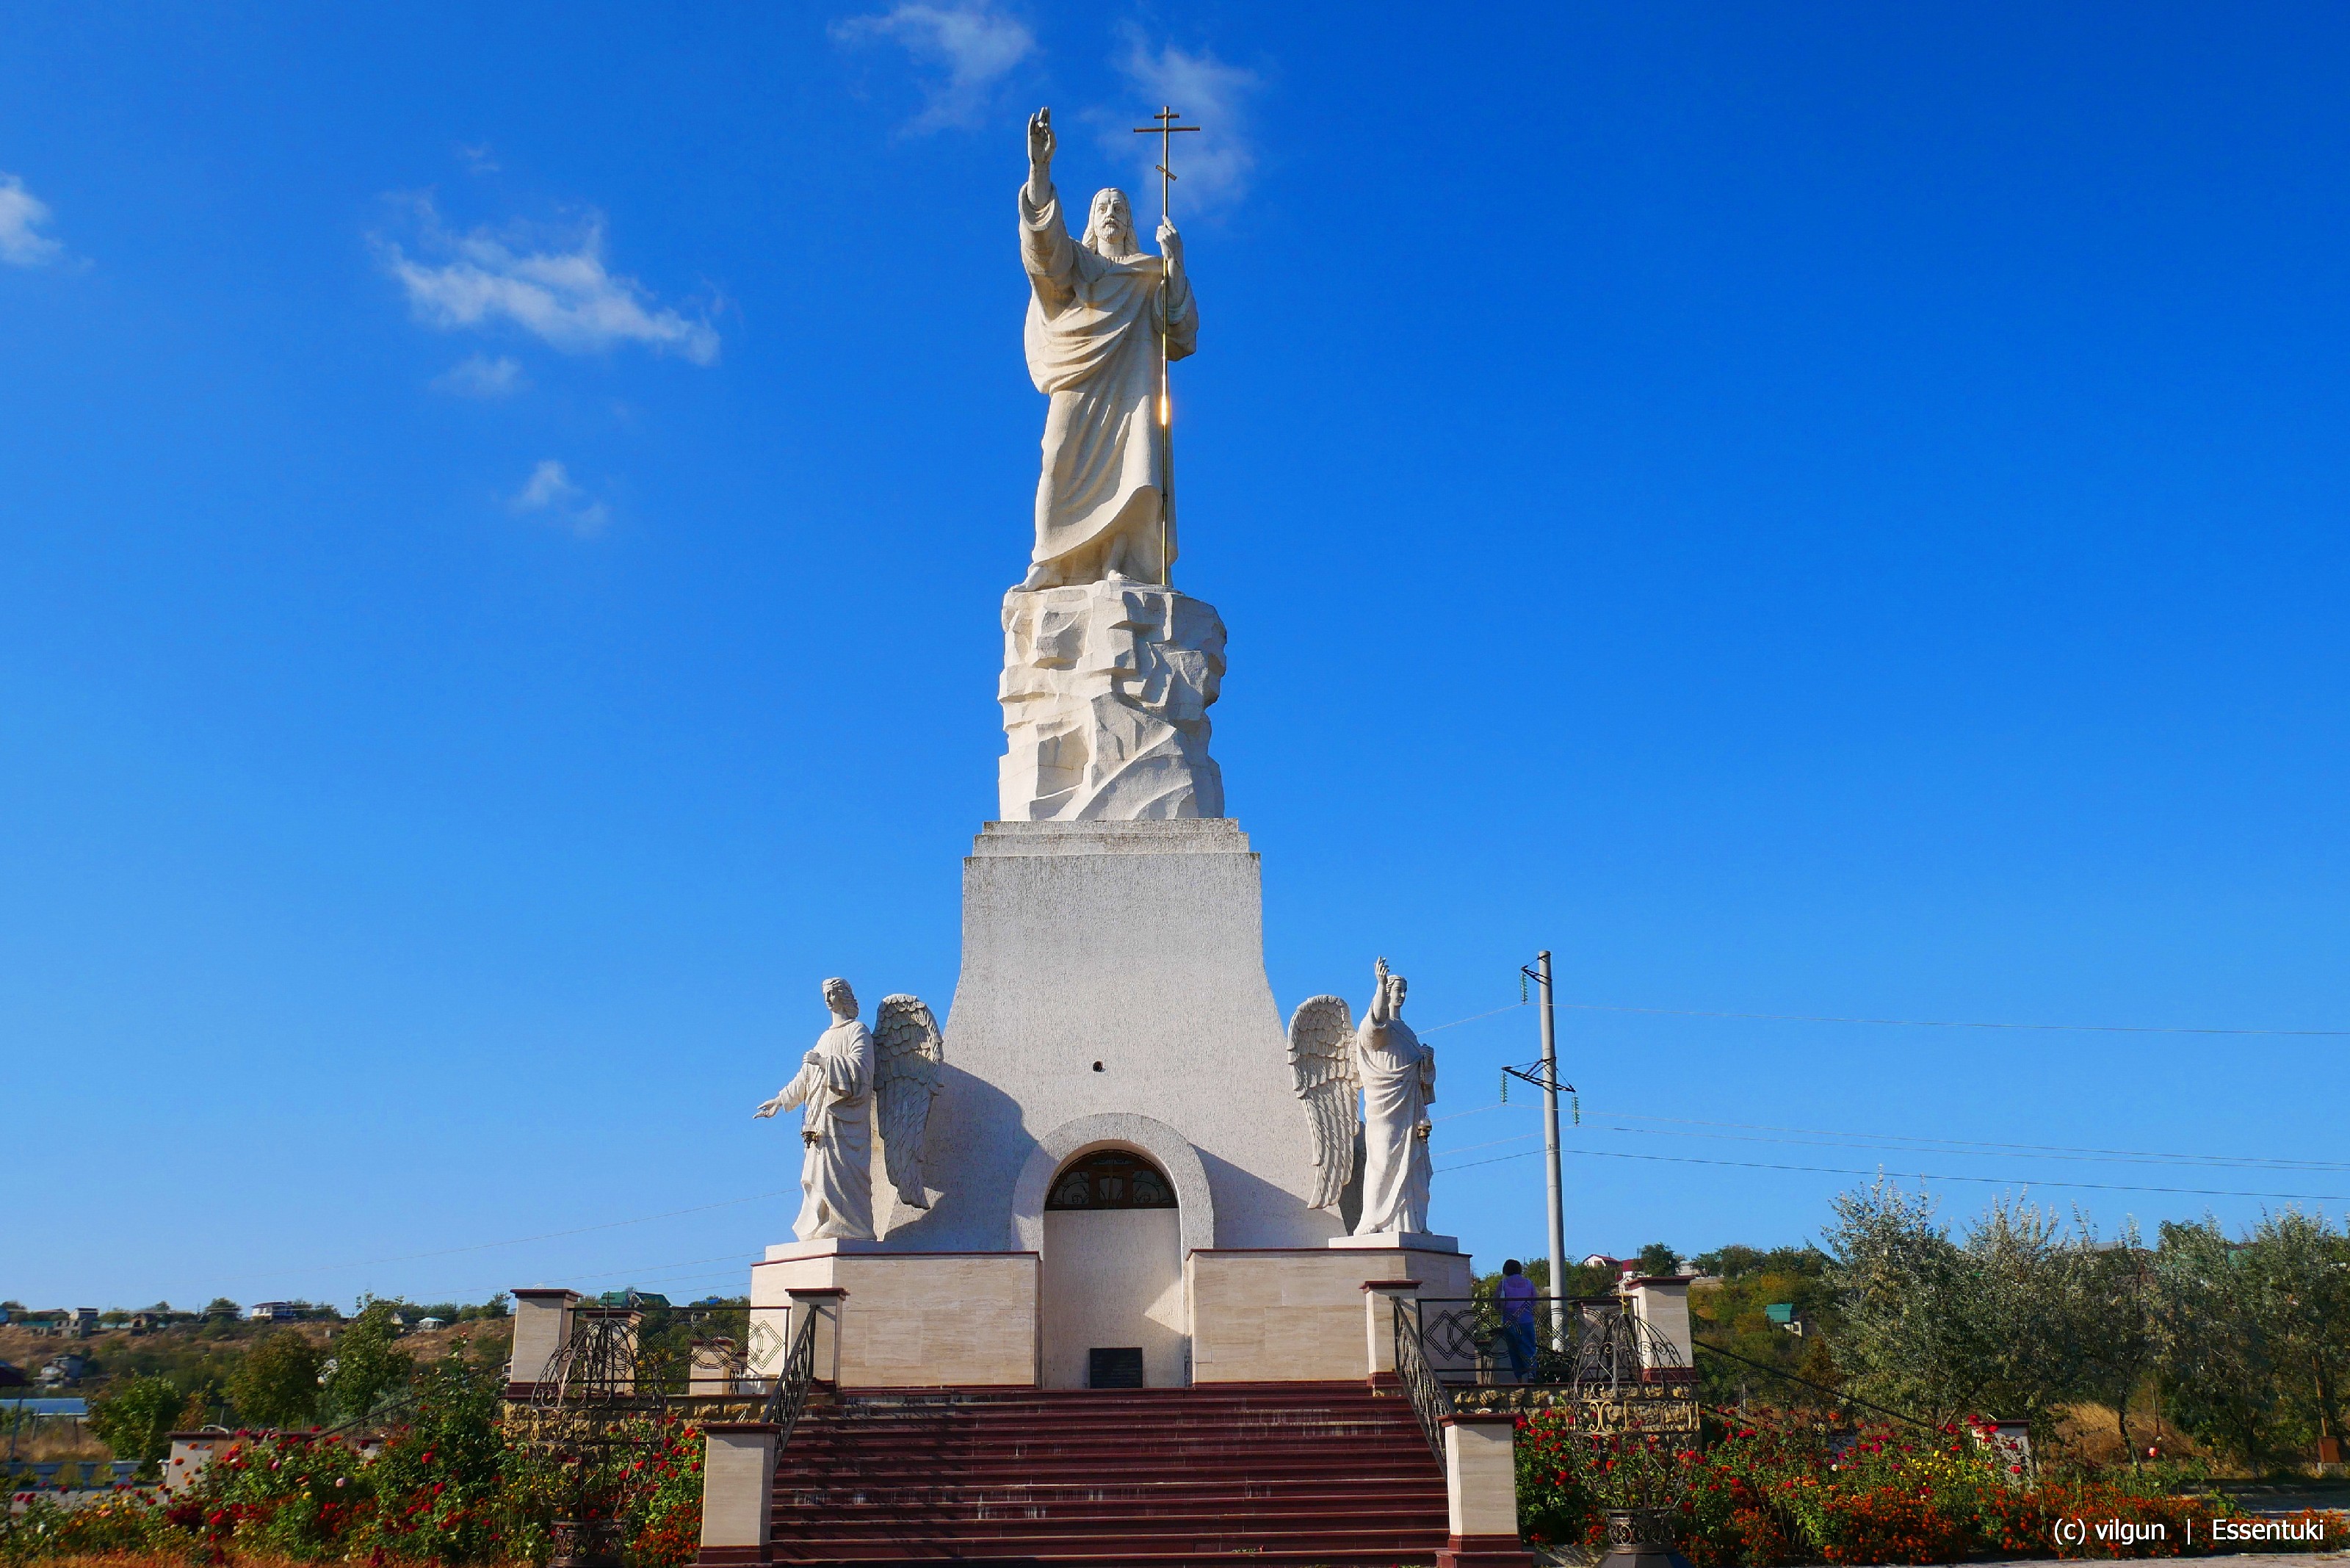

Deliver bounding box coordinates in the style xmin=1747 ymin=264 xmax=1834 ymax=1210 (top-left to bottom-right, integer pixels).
xmin=1044 ymin=1149 xmax=1178 ymax=1211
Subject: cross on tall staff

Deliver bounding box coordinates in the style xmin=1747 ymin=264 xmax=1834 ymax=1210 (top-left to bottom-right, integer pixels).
xmin=1134 ymin=106 xmax=1199 ymax=587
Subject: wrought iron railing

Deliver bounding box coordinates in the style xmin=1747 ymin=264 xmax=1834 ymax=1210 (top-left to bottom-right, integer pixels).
xmin=1390 ymin=1294 xmax=1455 ymax=1464
xmin=1414 ymin=1296 xmax=1687 ymax=1390
xmin=759 ymin=1301 xmax=826 ymax=1449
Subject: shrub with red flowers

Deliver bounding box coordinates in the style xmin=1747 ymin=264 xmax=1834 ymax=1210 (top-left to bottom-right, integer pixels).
xmin=349 ymin=1344 xmax=513 ymax=1564
xmin=4 ymin=1345 xmax=713 ymax=1567
xmin=170 ymin=1429 xmax=372 ymax=1561
xmin=621 ymin=1419 xmax=705 ymax=1568
xmin=1516 ymin=1402 xmax=2349 ymax=1565
xmin=0 ymin=1492 xmax=174 ymax=1564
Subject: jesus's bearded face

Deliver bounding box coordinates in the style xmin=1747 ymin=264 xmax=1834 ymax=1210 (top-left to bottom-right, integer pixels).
xmin=1084 ymin=188 xmax=1137 ymax=256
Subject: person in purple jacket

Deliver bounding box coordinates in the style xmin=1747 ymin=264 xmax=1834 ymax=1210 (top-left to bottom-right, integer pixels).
xmin=1498 ymin=1258 xmax=1539 ymax=1383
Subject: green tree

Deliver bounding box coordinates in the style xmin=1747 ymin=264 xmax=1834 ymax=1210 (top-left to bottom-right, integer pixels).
xmin=2236 ymin=1208 xmax=2350 ymax=1459
xmin=202 ymin=1298 xmax=240 ymax=1320
xmin=177 ymin=1381 xmax=220 ymax=1431
xmin=1635 ymin=1242 xmax=1682 ymax=1277
xmin=1826 ymin=1183 xmax=2108 ymax=1435
xmin=1954 ymin=1197 xmax=2103 ymax=1437
xmin=324 ymin=1298 xmax=414 ymax=1423
xmin=85 ymin=1374 xmax=184 ymax=1475
xmin=2153 ymin=1218 xmax=2278 ymax=1464
xmin=226 ymin=1327 xmax=325 ymax=1429
xmin=1688 ymin=1244 xmax=1837 ymax=1407
xmin=2075 ymin=1226 xmax=2158 ymax=1463
xmin=1825 ymin=1181 xmax=1990 ymax=1422
xmin=1792 ymin=1332 xmax=1843 ymax=1408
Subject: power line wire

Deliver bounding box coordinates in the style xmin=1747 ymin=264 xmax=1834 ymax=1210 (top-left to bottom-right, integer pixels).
xmin=1578 ymin=1115 xmax=2350 ymax=1176
xmin=1556 ymin=1000 xmax=2350 ymax=1038
xmin=1421 ymin=1002 xmax=1531 ymax=1035
xmin=1414 ymin=997 xmax=2349 ymax=1039
xmin=1434 ymin=1100 xmax=2349 ymax=1176
xmin=1434 ymin=1143 xmax=2350 ymax=1203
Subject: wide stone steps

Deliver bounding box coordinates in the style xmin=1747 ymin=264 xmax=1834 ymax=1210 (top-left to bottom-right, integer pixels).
xmin=767 ymin=1382 xmax=1450 ymax=1566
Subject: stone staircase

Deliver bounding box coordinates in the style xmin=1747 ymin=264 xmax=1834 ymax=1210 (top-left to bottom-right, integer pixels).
xmin=767 ymin=1380 xmax=1453 ymax=1565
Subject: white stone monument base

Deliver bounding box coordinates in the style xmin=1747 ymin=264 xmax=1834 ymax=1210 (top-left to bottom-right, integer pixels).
xmin=742 ymin=1238 xmax=1479 ymax=1390
xmin=762 ymin=1238 xmax=894 ymax=1261
xmin=1327 ymin=1231 xmax=1461 ymax=1254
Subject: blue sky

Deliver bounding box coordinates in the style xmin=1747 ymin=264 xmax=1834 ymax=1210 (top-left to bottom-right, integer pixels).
xmin=6 ymin=2 xmax=2349 ymax=1312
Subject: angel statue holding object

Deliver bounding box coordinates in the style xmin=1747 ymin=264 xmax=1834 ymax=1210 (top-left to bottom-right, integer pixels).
xmin=754 ymin=978 xmax=944 ymax=1243
xmin=1286 ymin=958 xmax=1437 ymax=1236
xmin=1018 ymin=105 xmax=1196 ymax=590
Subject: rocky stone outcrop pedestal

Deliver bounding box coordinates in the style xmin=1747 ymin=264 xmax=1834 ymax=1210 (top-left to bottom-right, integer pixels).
xmin=998 ymin=580 xmax=1225 ymax=821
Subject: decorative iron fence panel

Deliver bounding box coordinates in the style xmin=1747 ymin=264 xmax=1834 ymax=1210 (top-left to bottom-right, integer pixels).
xmin=760 ymin=1303 xmax=825 ymax=1450
xmin=1390 ymin=1294 xmax=1455 ymax=1464
xmin=1414 ymin=1296 xmax=1685 ymax=1392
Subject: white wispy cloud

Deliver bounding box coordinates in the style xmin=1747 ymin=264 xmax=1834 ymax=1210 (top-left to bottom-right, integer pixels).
xmin=379 ymin=198 xmax=719 ymax=364
xmin=0 ymin=173 xmax=64 ymax=267
xmin=1109 ymin=34 xmax=1261 ymax=213
xmin=832 ymin=2 xmax=1036 ymax=132
xmin=510 ymin=459 xmax=608 ymax=536
xmin=456 ymin=142 xmax=500 ymax=176
xmin=432 ymin=353 xmax=527 ymax=398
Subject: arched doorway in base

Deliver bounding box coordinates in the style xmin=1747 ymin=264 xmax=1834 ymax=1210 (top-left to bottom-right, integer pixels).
xmin=1039 ymin=1149 xmax=1186 ymax=1389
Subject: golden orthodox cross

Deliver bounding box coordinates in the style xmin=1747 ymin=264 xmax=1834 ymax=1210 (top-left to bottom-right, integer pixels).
xmin=1133 ymin=106 xmax=1199 ymax=587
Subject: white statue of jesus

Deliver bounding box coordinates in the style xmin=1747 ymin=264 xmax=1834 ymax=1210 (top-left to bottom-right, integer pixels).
xmin=1018 ymin=106 xmax=1196 ymax=589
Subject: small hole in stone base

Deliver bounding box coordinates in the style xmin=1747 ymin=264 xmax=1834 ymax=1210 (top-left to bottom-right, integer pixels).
xmin=1091 ymin=1061 xmax=1104 ymax=1072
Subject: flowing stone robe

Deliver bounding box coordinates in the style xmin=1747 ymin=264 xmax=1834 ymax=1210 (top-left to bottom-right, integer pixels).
xmin=1020 ymin=179 xmax=1197 ymax=583
xmin=770 ymin=1019 xmax=878 ymax=1241
xmin=1353 ymin=1011 xmax=1435 ymax=1236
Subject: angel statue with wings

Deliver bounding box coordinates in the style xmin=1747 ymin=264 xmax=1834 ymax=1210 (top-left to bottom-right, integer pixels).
xmin=1286 ymin=957 xmax=1437 ymax=1237
xmin=754 ymin=977 xmax=944 ymax=1242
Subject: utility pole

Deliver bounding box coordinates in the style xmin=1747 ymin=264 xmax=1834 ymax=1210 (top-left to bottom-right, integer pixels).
xmin=1507 ymin=951 xmax=1574 ymax=1351
xmin=1536 ymin=950 xmax=1566 ymax=1347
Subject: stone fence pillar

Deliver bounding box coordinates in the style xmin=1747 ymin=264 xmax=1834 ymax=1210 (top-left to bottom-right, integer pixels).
xmin=1437 ymin=1412 xmax=1533 ymax=1567
xmin=784 ymin=1287 xmax=845 ymax=1385
xmin=506 ymin=1288 xmax=580 ymax=1399
xmin=1362 ymin=1279 xmax=1420 ymax=1378
xmin=695 ymin=1423 xmax=781 ymax=1566
xmin=1622 ymin=1274 xmax=1696 ymax=1381
xmin=688 ymin=1337 xmax=745 ymax=1396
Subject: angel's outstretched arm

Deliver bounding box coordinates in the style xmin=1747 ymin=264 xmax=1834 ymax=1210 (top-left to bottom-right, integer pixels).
xmin=754 ymin=1052 xmax=825 ymax=1119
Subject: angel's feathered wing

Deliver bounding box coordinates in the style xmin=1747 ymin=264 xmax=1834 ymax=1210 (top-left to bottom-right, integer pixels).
xmin=1287 ymin=994 xmax=1360 ymax=1211
xmin=872 ymin=994 xmax=944 ymax=1209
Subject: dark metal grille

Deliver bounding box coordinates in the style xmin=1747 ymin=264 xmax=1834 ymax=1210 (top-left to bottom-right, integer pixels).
xmin=1087 ymin=1347 xmax=1145 ymax=1388
xmin=759 ymin=1304 xmax=825 ymax=1448
xmin=1045 ymin=1150 xmax=1177 ymax=1210
xmin=1390 ymin=1296 xmax=1455 ymax=1463
xmin=1414 ymin=1296 xmax=1687 ymax=1392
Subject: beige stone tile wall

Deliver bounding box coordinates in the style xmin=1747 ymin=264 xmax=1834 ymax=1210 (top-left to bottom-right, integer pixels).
xmin=749 ymin=1251 xmax=1040 ymax=1388
xmin=1187 ymin=1248 xmax=1423 ymax=1383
